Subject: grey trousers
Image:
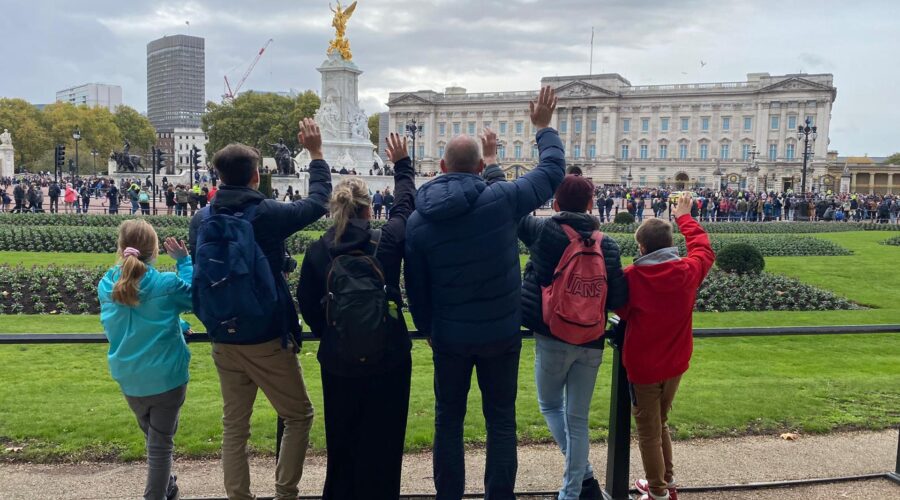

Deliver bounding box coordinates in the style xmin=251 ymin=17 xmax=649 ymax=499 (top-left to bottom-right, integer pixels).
xmin=125 ymin=384 xmax=187 ymax=500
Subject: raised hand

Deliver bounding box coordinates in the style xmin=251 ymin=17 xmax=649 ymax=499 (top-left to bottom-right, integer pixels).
xmin=298 ymin=118 xmax=324 ymax=160
xmin=673 ymin=193 xmax=694 ymax=219
xmin=529 ymin=85 xmax=558 ymax=129
xmin=385 ymin=132 xmax=409 ymax=164
xmin=480 ymin=127 xmax=498 ymax=165
xmin=163 ymin=237 xmax=188 ymax=260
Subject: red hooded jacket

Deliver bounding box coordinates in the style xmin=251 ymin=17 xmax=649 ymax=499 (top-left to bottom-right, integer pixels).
xmin=616 ymin=215 xmax=715 ymax=384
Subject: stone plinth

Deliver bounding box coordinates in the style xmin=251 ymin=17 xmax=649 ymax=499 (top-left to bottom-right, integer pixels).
xmin=315 ymin=54 xmax=378 ymax=172
xmin=0 ymin=144 xmax=14 ymax=178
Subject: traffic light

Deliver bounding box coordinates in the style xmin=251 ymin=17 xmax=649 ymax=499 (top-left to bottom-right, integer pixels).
xmin=191 ymin=146 xmax=202 ymax=168
xmin=55 ymin=144 xmax=66 ymax=169
xmin=155 ymin=148 xmax=166 ymax=173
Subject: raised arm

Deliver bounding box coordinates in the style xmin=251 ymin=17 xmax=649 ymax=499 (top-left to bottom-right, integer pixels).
xmin=480 ymin=128 xmax=506 ymax=186
xmin=673 ymin=194 xmax=715 ymax=284
xmin=163 ymin=237 xmax=193 ymax=312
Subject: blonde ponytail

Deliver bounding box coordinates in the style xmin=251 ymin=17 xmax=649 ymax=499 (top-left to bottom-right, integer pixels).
xmin=111 ymin=220 xmax=159 ymax=307
xmin=330 ymin=177 xmax=371 ymax=243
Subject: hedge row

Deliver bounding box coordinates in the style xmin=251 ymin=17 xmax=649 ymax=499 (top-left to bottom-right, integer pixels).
xmin=0 ymin=264 xmax=861 ymax=315
xmin=0 ymin=213 xmax=386 ymax=232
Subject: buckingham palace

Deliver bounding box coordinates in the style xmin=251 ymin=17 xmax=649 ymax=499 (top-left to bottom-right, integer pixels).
xmin=386 ymin=72 xmax=839 ymax=192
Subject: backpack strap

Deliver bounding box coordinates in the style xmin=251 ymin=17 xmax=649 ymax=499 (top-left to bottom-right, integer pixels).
xmin=560 ymin=223 xmax=597 ymax=247
xmin=369 ymin=228 xmax=383 ymax=258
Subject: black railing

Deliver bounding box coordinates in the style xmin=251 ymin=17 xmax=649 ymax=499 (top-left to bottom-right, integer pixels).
xmin=2 ymin=324 xmax=899 ymax=499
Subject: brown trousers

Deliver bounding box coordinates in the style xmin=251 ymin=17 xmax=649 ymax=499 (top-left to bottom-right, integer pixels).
xmin=631 ymin=375 xmax=682 ymax=497
xmin=212 ymin=338 xmax=315 ymax=500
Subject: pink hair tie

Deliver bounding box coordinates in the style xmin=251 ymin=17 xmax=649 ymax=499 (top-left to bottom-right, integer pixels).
xmin=123 ymin=247 xmax=141 ymax=258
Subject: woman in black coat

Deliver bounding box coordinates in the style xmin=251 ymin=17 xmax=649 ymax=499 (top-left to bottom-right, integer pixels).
xmin=297 ymin=133 xmax=415 ymax=500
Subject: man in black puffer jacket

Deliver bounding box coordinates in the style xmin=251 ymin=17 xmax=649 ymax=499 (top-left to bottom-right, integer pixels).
xmin=518 ymin=174 xmax=628 ymax=500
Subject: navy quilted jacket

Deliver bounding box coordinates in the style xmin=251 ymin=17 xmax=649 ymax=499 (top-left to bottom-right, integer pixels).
xmin=404 ymin=128 xmax=566 ymax=345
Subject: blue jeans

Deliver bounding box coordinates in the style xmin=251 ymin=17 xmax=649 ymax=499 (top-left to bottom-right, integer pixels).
xmin=534 ymin=335 xmax=604 ymax=500
xmin=432 ymin=336 xmax=521 ymax=500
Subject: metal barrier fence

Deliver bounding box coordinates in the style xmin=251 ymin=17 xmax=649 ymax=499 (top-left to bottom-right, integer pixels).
xmin=2 ymin=325 xmax=899 ymax=499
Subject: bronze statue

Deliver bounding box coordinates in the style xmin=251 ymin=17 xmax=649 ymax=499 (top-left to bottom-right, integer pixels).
xmin=328 ymin=1 xmax=357 ymax=60
xmin=268 ymin=139 xmax=294 ymax=175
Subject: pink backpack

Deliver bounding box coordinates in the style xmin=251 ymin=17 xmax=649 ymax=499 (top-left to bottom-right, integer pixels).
xmin=541 ymin=224 xmax=608 ymax=344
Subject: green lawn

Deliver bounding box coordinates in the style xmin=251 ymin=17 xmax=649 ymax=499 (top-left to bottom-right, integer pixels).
xmin=0 ymin=231 xmax=898 ymax=462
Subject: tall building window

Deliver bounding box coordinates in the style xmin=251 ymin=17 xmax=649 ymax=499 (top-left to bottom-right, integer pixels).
xmin=438 ymin=145 xmax=445 ymax=157
xmin=500 ymin=121 xmax=508 ymax=134
xmin=661 ymin=117 xmax=669 ymax=132
xmin=468 ymin=122 xmax=475 ymax=135
xmin=679 ymin=143 xmax=688 ymax=159
xmin=659 ymin=144 xmax=668 ymax=159
xmin=439 ymin=122 xmax=446 ymax=136
xmin=639 ymin=175 xmax=647 ymax=185
xmin=574 ymin=144 xmax=582 ymax=158
xmin=720 ymin=143 xmax=730 ymax=160
xmin=681 ymin=117 xmax=689 ymax=131
xmin=515 ymin=121 xmax=523 ymax=135
xmin=701 ymin=117 xmax=710 ymax=132
xmin=453 ymin=122 xmax=460 ymax=135
xmin=742 ymin=143 xmax=751 ymax=160
xmin=559 ymin=120 xmax=567 ymax=133
xmin=639 ymin=144 xmax=648 ymax=159
xmin=623 ymin=119 xmax=631 ymax=132
xmin=770 ymin=116 xmax=780 ymax=130
xmin=768 ymin=143 xmax=777 ymax=160
xmin=588 ymin=144 xmax=596 ymax=158
xmin=574 ymin=118 xmax=582 ymax=134
xmin=514 ymin=144 xmax=522 ymax=159
xmin=621 ymin=144 xmax=629 ymax=159
xmin=786 ymin=143 xmax=795 ymax=160
xmin=788 ymin=115 xmax=797 ymax=130
xmin=699 ymin=143 xmax=708 ymax=159
xmin=722 ymin=117 xmax=731 ymax=131
xmin=590 ymin=119 xmax=597 ymax=133
xmin=498 ymin=144 xmax=506 ymax=159
xmin=641 ymin=118 xmax=649 ymax=132
xmin=743 ymin=117 xmax=752 ymax=131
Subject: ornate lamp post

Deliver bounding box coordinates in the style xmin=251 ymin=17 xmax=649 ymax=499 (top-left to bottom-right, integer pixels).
xmin=797 ymin=117 xmax=818 ymax=194
xmin=626 ymin=165 xmax=633 ymax=188
xmin=90 ymin=148 xmax=98 ymax=172
xmin=72 ymin=127 xmax=82 ymax=182
xmin=405 ymin=118 xmax=423 ymax=174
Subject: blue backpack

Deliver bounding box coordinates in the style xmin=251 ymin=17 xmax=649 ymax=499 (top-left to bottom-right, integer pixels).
xmin=192 ymin=203 xmax=278 ymax=342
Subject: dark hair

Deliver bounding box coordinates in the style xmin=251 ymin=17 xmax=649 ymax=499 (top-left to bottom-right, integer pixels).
xmin=555 ymin=174 xmax=594 ymax=212
xmin=212 ymin=144 xmax=259 ymax=186
xmin=566 ymin=166 xmax=583 ymax=176
xmin=635 ymin=218 xmax=674 ymax=254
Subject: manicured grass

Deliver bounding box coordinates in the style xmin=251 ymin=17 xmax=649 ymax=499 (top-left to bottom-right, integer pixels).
xmin=0 ymin=231 xmax=898 ymax=461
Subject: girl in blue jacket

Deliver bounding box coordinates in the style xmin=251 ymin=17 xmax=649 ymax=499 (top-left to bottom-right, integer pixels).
xmin=98 ymin=219 xmax=192 ymax=500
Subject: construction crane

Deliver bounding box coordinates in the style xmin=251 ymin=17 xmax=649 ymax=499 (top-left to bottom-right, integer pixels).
xmin=223 ymin=38 xmax=274 ymax=102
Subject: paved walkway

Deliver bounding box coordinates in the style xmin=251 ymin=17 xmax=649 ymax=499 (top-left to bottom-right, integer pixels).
xmin=1 ymin=430 xmax=897 ymax=499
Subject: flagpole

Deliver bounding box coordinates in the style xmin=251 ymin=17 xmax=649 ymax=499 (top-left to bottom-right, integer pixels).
xmin=589 ymin=27 xmax=594 ymax=75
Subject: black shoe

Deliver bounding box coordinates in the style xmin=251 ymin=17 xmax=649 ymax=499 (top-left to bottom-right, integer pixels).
xmin=580 ymin=476 xmax=602 ymax=500
xmin=166 ymin=474 xmax=180 ymax=500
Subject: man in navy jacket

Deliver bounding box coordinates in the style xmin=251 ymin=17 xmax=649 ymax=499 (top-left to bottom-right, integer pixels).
xmin=405 ymin=86 xmax=565 ymax=499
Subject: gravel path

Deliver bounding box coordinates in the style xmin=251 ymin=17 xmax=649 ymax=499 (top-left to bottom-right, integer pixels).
xmin=1 ymin=429 xmax=896 ymax=499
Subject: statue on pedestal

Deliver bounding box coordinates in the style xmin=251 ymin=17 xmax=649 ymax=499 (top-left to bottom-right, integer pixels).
xmin=328 ymin=1 xmax=357 ymax=61
xmin=316 ymin=95 xmax=341 ymax=139
xmin=268 ymin=138 xmax=295 ymax=175
xmin=111 ymin=139 xmax=143 ymax=172
xmin=0 ymin=129 xmax=11 ymax=146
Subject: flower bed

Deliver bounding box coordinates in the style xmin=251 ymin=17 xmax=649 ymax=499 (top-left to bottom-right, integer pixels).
xmin=883 ymin=235 xmax=900 ymax=246
xmin=695 ymin=269 xmax=861 ymax=312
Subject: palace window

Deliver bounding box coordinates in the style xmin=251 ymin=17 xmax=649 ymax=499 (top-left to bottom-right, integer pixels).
xmin=701 ymin=117 xmax=710 ymax=132
xmin=438 ymin=122 xmax=446 ymax=136
xmin=699 ymin=143 xmax=709 ymax=159
xmin=722 ymin=117 xmax=731 ymax=131
xmin=483 ymin=121 xmax=492 ymax=131
xmin=659 ymin=144 xmax=668 ymax=159
xmin=500 ymin=121 xmax=508 ymax=134
xmin=641 ymin=118 xmax=649 ymax=132
xmin=768 ymin=143 xmax=777 ymax=161
xmin=498 ymin=144 xmax=506 ymax=159
xmin=770 ymin=116 xmax=780 ymax=130
xmin=574 ymin=144 xmax=582 ymax=158
xmin=786 ymin=143 xmax=795 ymax=160
xmin=453 ymin=122 xmax=461 ymax=135
xmin=532 ymin=144 xmax=539 ymax=158
xmin=742 ymin=143 xmax=751 ymax=160
xmin=468 ymin=122 xmax=476 ymax=135
xmin=720 ymin=143 xmax=730 ymax=160
xmin=805 ymin=115 xmax=815 ymax=126
xmin=515 ymin=121 xmax=524 ymax=135
xmin=559 ymin=120 xmax=567 ymax=133
xmin=661 ymin=117 xmax=669 ymax=132
xmin=681 ymin=117 xmax=689 ymax=131
xmin=623 ymin=119 xmax=631 ymax=132
xmin=514 ymin=144 xmax=522 ymax=159
xmin=679 ymin=143 xmax=688 ymax=159
xmin=438 ymin=145 xmax=445 ymax=157
xmin=590 ymin=119 xmax=597 ymax=133
xmin=621 ymin=144 xmax=629 ymax=159
xmin=588 ymin=144 xmax=596 ymax=158
xmin=639 ymin=144 xmax=648 ymax=159
xmin=788 ymin=115 xmax=797 ymax=130
xmin=743 ymin=117 xmax=752 ymax=131
xmin=574 ymin=118 xmax=582 ymax=134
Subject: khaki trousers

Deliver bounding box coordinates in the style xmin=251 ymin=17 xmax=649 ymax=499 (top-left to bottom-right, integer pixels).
xmin=631 ymin=375 xmax=682 ymax=497
xmin=212 ymin=338 xmax=315 ymax=500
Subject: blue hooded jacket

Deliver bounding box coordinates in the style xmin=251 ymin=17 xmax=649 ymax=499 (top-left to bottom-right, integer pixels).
xmin=404 ymin=127 xmax=566 ymax=345
xmin=98 ymin=257 xmax=193 ymax=397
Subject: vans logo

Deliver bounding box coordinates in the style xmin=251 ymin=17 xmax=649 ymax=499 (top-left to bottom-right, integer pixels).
xmin=565 ymin=274 xmax=605 ymax=297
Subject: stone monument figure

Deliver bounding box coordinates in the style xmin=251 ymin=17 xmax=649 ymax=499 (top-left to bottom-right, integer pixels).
xmin=268 ymin=138 xmax=294 ymax=175
xmin=0 ymin=129 xmax=11 ymax=146
xmin=0 ymin=128 xmax=13 ymax=178
xmin=352 ymin=110 xmax=370 ymax=141
xmin=328 ymin=1 xmax=357 ymax=61
xmin=316 ymin=95 xmax=341 ymax=139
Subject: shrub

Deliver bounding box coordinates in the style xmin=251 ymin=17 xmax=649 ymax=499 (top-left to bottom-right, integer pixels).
xmin=716 ymin=243 xmax=765 ymax=274
xmin=883 ymin=235 xmax=900 ymax=246
xmin=695 ymin=269 xmax=861 ymax=312
xmin=613 ymin=212 xmax=635 ymax=224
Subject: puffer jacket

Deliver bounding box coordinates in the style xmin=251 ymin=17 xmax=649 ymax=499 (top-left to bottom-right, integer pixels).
xmin=404 ymin=127 xmax=566 ymax=345
xmin=518 ymin=212 xmax=628 ymax=347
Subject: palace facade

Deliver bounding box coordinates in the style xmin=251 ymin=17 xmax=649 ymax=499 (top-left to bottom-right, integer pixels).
xmin=386 ymin=72 xmax=856 ymax=193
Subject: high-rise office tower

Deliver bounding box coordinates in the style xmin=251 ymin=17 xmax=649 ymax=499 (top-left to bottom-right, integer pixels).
xmin=147 ymin=34 xmax=205 ymax=130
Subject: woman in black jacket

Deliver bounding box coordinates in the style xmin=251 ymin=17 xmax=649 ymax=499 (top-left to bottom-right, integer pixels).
xmin=518 ymin=174 xmax=628 ymax=500
xmin=297 ymin=133 xmax=415 ymax=500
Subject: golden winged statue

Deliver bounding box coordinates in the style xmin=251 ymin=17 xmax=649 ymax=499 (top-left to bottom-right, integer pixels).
xmin=328 ymin=1 xmax=357 ymax=60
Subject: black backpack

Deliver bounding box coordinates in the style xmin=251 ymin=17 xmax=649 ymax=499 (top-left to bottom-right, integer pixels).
xmin=324 ymin=229 xmax=389 ymax=366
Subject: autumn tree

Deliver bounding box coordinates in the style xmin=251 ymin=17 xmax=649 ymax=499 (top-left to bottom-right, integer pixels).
xmin=368 ymin=113 xmax=380 ymax=146
xmin=0 ymin=98 xmax=52 ymax=170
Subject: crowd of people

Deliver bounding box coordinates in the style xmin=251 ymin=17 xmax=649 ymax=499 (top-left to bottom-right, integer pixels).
xmin=97 ymin=88 xmax=715 ymax=500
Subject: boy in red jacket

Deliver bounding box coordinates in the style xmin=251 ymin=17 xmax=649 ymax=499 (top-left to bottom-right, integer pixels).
xmin=616 ymin=193 xmax=715 ymax=500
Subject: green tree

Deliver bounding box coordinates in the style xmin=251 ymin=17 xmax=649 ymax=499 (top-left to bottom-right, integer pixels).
xmin=0 ymin=98 xmax=52 ymax=172
xmin=203 ymin=90 xmax=320 ymax=159
xmin=41 ymin=103 xmax=122 ymax=174
xmin=113 ymin=106 xmax=156 ymax=155
xmin=368 ymin=113 xmax=380 ymax=146
xmin=882 ymin=152 xmax=900 ymax=165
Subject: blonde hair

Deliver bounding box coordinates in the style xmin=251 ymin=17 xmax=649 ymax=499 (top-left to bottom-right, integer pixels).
xmin=112 ymin=220 xmax=159 ymax=306
xmin=330 ymin=177 xmax=371 ymax=243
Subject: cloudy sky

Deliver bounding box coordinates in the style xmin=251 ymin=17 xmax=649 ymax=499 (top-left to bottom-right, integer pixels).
xmin=1 ymin=0 xmax=897 ymax=155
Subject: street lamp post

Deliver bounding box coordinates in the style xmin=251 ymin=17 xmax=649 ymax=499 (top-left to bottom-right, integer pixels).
xmin=90 ymin=148 xmax=98 ymax=172
xmin=405 ymin=118 xmax=423 ymax=174
xmin=72 ymin=127 xmax=82 ymax=183
xmin=797 ymin=117 xmax=818 ymax=195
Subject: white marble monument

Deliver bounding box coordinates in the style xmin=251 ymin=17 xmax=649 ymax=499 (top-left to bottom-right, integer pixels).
xmin=0 ymin=129 xmax=15 ymax=178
